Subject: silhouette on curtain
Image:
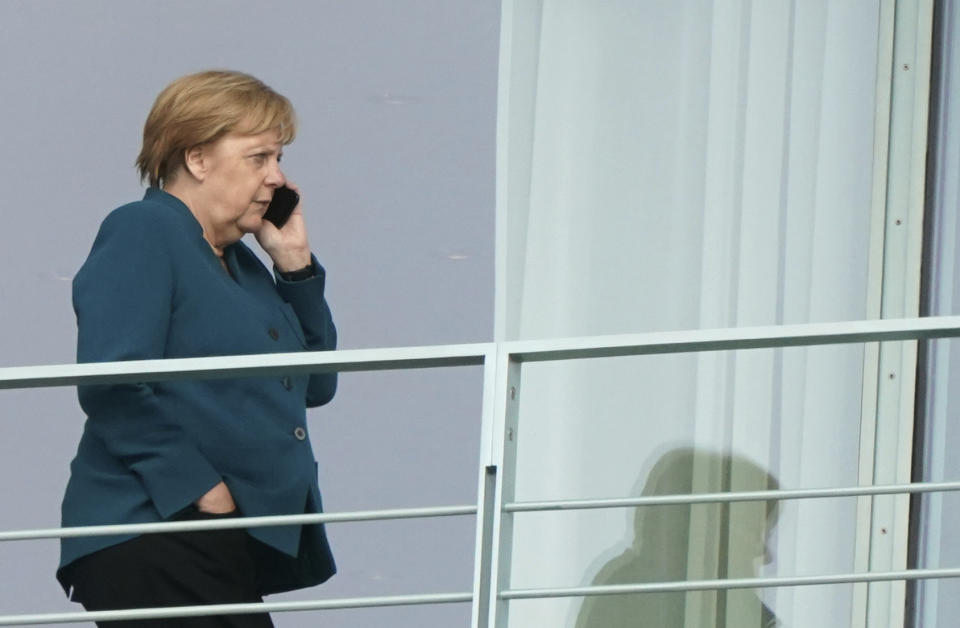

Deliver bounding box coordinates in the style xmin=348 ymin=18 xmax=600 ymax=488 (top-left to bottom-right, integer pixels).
xmin=575 ymin=448 xmax=780 ymax=628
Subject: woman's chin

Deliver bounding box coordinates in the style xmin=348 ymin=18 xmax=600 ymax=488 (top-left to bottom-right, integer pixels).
xmin=236 ymin=216 xmax=264 ymax=236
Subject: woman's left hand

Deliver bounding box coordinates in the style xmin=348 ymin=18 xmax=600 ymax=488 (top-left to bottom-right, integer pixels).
xmin=195 ymin=481 xmax=237 ymax=514
xmin=256 ymin=181 xmax=313 ymax=272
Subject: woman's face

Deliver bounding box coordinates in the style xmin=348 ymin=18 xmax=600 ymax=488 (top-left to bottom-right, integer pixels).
xmin=194 ymin=129 xmax=286 ymax=244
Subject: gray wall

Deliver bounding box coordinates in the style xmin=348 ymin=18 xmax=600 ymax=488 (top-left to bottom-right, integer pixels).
xmin=0 ymin=2 xmax=498 ymax=626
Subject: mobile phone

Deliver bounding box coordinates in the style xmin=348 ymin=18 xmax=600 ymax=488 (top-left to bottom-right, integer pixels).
xmin=263 ymin=185 xmax=300 ymax=228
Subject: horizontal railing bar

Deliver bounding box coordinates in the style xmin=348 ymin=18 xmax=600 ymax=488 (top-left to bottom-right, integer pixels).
xmin=501 ymin=567 xmax=960 ymax=600
xmin=0 ymin=505 xmax=477 ymax=542
xmin=4 ymin=317 xmax=960 ymax=390
xmin=508 ymin=315 xmax=960 ymax=362
xmin=8 ymin=481 xmax=954 ymax=541
xmin=0 ymin=592 xmax=473 ymax=626
xmin=504 ymin=481 xmax=960 ymax=512
xmin=0 ymin=343 xmax=493 ymax=390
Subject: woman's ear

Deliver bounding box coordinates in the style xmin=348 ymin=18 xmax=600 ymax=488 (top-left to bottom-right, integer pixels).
xmin=183 ymin=145 xmax=206 ymax=182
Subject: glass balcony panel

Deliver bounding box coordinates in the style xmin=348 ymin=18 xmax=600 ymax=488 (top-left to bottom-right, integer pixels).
xmin=507 ymin=344 xmax=865 ymax=627
xmin=506 ymin=582 xmax=856 ymax=628
xmin=0 ymin=367 xmax=482 ymax=625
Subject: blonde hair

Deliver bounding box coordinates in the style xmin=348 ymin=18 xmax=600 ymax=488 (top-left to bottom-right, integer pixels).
xmin=136 ymin=70 xmax=297 ymax=187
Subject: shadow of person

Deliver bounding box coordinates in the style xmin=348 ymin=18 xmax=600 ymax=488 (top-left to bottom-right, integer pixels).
xmin=575 ymin=447 xmax=780 ymax=628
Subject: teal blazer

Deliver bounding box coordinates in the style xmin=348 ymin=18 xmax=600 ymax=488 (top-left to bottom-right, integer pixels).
xmin=58 ymin=188 xmax=338 ymax=595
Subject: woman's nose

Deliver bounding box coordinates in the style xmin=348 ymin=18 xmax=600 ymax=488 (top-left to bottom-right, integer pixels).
xmin=266 ymin=162 xmax=286 ymax=187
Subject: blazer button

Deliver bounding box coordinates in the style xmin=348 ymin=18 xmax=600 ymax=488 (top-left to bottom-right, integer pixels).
xmin=294 ymin=427 xmax=307 ymax=441
xmin=268 ymin=328 xmax=280 ymax=341
xmin=282 ymin=376 xmax=293 ymax=391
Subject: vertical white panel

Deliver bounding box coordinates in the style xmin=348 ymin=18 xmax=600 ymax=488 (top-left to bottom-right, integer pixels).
xmin=867 ymin=1 xmax=934 ymax=627
xmin=495 ymin=0 xmax=546 ymax=343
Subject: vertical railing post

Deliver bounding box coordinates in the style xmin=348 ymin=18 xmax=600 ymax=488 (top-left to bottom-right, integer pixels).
xmin=473 ymin=346 xmax=502 ymax=627
xmin=474 ymin=347 xmax=522 ymax=628
xmin=471 ymin=465 xmax=498 ymax=627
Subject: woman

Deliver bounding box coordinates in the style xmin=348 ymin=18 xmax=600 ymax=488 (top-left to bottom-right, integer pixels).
xmin=57 ymin=70 xmax=338 ymax=627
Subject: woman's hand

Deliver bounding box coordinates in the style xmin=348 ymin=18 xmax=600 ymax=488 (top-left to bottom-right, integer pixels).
xmin=194 ymin=481 xmax=237 ymax=514
xmin=256 ymin=181 xmax=313 ymax=272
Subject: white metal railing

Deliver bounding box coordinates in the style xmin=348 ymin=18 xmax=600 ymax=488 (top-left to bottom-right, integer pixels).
xmin=503 ymin=480 xmax=960 ymax=512
xmin=0 ymin=505 xmax=478 ymax=543
xmin=0 ymin=594 xmax=475 ymax=627
xmin=501 ymin=568 xmax=960 ymax=599
xmin=3 ymin=316 xmax=960 ymax=625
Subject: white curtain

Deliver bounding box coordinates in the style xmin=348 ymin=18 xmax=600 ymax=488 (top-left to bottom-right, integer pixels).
xmin=916 ymin=1 xmax=960 ymax=627
xmin=496 ymin=1 xmax=881 ymax=626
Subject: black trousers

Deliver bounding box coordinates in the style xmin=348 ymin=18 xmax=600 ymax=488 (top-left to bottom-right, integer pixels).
xmin=62 ymin=508 xmax=274 ymax=628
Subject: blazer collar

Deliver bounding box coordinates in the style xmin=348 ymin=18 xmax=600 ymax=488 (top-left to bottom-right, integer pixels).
xmin=144 ymin=187 xmax=205 ymax=239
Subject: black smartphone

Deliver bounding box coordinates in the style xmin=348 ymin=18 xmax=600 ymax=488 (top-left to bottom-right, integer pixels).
xmin=263 ymin=185 xmax=300 ymax=228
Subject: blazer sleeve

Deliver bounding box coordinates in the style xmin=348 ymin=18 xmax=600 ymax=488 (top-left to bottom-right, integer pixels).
xmin=73 ymin=207 xmax=222 ymax=519
xmin=275 ymin=256 xmax=338 ymax=407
